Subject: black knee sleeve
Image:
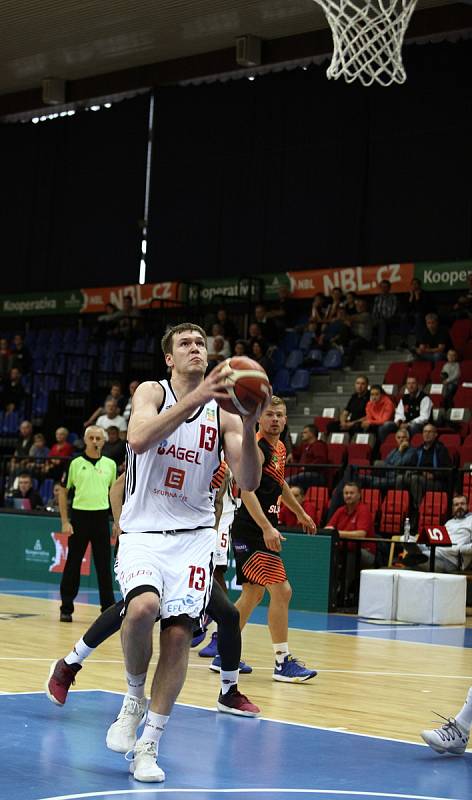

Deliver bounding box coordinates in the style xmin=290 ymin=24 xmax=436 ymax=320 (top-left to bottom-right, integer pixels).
xmin=160 ymin=613 xmax=195 ymax=632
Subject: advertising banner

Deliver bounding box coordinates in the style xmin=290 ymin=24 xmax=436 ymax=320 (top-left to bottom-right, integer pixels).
xmin=186 ymin=273 xmax=287 ymax=304
xmin=80 ymin=281 xmax=181 ymax=313
xmin=287 ymin=263 xmax=414 ymax=298
xmin=0 ymin=290 xmax=84 ymax=317
xmin=414 ymin=261 xmax=472 ymax=291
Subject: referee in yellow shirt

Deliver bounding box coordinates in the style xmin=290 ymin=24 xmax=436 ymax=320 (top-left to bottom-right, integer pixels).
xmin=58 ymin=426 xmax=117 ymax=622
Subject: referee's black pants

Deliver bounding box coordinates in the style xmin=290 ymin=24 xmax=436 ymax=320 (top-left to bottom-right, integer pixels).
xmin=60 ymin=509 xmax=116 ymax=616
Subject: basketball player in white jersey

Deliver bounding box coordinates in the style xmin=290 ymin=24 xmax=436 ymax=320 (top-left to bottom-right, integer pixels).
xmin=108 ymin=323 xmax=264 ymax=782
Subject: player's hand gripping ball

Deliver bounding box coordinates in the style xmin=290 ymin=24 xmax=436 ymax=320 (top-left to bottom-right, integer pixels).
xmin=218 ymin=357 xmax=272 ymax=416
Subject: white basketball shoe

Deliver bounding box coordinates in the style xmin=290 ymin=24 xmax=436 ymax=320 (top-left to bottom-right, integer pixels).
xmin=106 ymin=694 xmax=148 ymax=753
xmin=421 ymin=716 xmax=469 ymax=755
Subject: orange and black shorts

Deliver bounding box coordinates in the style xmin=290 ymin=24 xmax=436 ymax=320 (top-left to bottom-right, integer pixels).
xmin=232 ymin=535 xmax=287 ymax=587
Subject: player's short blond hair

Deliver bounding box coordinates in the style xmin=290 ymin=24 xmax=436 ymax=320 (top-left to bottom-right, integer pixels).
xmin=268 ymin=395 xmax=286 ymax=410
xmin=161 ymin=323 xmax=207 ymax=356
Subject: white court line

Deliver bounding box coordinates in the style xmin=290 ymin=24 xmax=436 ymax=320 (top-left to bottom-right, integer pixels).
xmin=33 ymin=789 xmax=469 ymax=800
xmin=0 ymin=656 xmax=471 ymax=682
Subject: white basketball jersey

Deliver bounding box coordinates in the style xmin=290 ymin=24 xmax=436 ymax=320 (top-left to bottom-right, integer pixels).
xmin=120 ymin=379 xmax=222 ymax=533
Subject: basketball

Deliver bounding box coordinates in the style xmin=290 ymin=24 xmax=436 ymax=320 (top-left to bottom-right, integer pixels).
xmin=218 ymin=356 xmax=271 ymax=416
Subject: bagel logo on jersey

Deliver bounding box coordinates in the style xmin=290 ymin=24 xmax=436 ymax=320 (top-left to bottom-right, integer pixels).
xmin=157 ymin=440 xmax=203 ymax=464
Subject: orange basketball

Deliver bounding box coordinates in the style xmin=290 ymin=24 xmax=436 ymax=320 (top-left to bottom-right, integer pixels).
xmin=218 ymin=356 xmax=271 ymax=416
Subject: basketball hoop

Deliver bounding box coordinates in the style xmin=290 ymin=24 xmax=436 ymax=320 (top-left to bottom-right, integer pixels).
xmin=313 ymin=0 xmax=418 ymax=87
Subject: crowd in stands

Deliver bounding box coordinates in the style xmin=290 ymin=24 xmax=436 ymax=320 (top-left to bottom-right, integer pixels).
xmin=3 ymin=276 xmax=472 ymax=601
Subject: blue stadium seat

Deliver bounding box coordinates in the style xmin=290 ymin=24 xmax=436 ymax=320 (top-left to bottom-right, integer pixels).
xmin=272 ymin=369 xmax=295 ymax=396
xmin=279 ymin=331 xmax=300 ymax=353
xmin=290 ymin=369 xmax=310 ymax=391
xmin=285 ymin=349 xmax=304 ymax=371
xmin=299 ymin=331 xmax=315 ymax=352
xmin=40 ymin=479 xmax=54 ymax=505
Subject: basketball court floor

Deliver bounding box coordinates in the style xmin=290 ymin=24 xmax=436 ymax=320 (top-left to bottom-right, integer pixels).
xmin=1 ymin=577 xmax=472 ymax=800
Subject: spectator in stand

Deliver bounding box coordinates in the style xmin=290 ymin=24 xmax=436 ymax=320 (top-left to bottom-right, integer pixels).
xmin=344 ymin=292 xmax=357 ymax=316
xmin=325 ymin=482 xmax=376 ymax=591
xmin=452 ymin=273 xmax=472 ymax=319
xmin=118 ymin=295 xmax=142 ymax=339
xmin=215 ymin=308 xmax=240 ymax=344
xmin=96 ymin=302 xmax=122 ymax=339
xmin=101 ymin=425 xmax=126 ymax=471
xmin=49 ymin=427 xmax=74 ymax=460
xmin=325 ymin=288 xmax=345 ymax=322
xmin=12 ymin=472 xmax=43 ymax=510
xmin=327 ymin=375 xmax=370 ymax=436
xmin=14 ymin=420 xmax=34 ymax=458
xmin=250 ymin=339 xmax=274 ymax=379
xmin=408 ymin=423 xmax=452 ymax=507
xmin=1 ymin=367 xmax=25 ymax=411
xmin=361 ymin=385 xmax=395 ymax=436
xmin=372 ymin=280 xmax=398 ymax=351
xmin=309 ymin=293 xmax=328 ymax=336
xmin=318 ymin=307 xmax=351 ymax=351
xmin=279 ymin=486 xmax=307 ymax=529
xmin=207 ymin=324 xmax=231 ymax=360
xmin=233 ymin=340 xmax=248 ymax=357
xmin=253 ymin=304 xmax=279 ymax=344
xmin=96 ymin=399 xmax=127 ymax=438
xmin=207 ymin=335 xmax=228 ymax=369
xmin=344 ymin=298 xmax=373 ymax=366
xmin=378 ymin=375 xmax=432 ymax=442
xmin=84 ymin=380 xmax=126 ymax=427
xmin=45 ymin=481 xmax=62 ymax=513
xmin=9 ymin=334 xmax=32 ymax=374
xmin=267 ymin=284 xmax=300 ymax=334
xmin=399 ymin=278 xmax=431 ymax=348
xmin=123 ymin=379 xmax=139 ymax=422
xmin=414 ymin=313 xmax=451 ymax=363
xmin=286 ymin=424 xmax=328 ymax=488
xmin=441 ymin=349 xmax=461 ymax=405
xmin=0 ymin=337 xmax=11 ymax=381
xmin=29 ymin=432 xmax=49 ymax=460
xmin=247 ymin=322 xmax=267 ymax=352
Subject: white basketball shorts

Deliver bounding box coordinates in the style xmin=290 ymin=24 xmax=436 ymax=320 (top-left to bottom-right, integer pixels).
xmin=116 ymin=528 xmax=217 ymax=620
xmin=214 ymin=510 xmax=234 ymax=568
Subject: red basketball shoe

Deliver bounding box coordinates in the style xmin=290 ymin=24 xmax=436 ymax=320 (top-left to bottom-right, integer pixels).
xmin=46 ymin=658 xmax=82 ymax=706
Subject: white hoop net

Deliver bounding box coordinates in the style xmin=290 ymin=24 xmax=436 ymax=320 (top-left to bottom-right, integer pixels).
xmin=313 ymin=0 xmax=418 ymax=87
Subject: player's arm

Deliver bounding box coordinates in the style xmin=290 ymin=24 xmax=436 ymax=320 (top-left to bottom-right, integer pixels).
xmin=240 ymin=489 xmax=286 ymax=553
xmin=127 ymin=365 xmax=230 ymax=454
xmin=281 ymin=482 xmax=316 ymax=534
xmin=214 ymin=469 xmax=231 ymax=530
xmin=109 ymin=472 xmax=125 ymax=539
xmin=221 ymin=404 xmax=266 ymax=491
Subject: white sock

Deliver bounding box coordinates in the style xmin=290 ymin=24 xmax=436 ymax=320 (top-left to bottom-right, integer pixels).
xmin=220 ymin=669 xmax=239 ymax=695
xmin=455 ymin=687 xmax=472 ymax=732
xmin=140 ymin=711 xmax=169 ymax=747
xmin=126 ymin=671 xmax=147 ymax=699
xmin=273 ymin=642 xmax=289 ymax=664
xmin=64 ymin=638 xmax=94 ymax=666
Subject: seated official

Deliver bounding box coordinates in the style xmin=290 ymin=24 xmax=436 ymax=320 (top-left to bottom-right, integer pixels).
xmin=11 ymin=472 xmax=43 ymax=510
xmin=325 ymin=482 xmax=376 ymax=592
xmin=405 ymin=495 xmax=472 ymax=573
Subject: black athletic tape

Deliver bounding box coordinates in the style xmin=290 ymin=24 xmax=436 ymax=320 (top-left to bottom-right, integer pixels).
xmin=160 ymin=614 xmax=195 ymax=632
xmin=124 ymin=584 xmax=160 ymax=612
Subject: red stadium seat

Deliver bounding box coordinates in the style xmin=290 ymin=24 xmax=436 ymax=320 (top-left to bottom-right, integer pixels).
xmin=407 ymin=361 xmax=432 ymax=385
xmin=459 ymin=445 xmax=472 ymax=467
xmin=304 ymin=486 xmax=329 ymax=526
xmin=454 ymin=387 xmax=472 ymax=408
xmin=347 ymin=443 xmax=372 ymax=464
xmin=428 ymin=393 xmax=445 ymax=409
xmin=379 ymin=434 xmax=398 ymax=461
xmin=418 ymin=491 xmax=448 ymax=530
xmin=380 ymin=489 xmax=410 ymax=535
xmin=430 ymin=361 xmax=446 ymax=382
xmin=463 ymin=473 xmax=472 ymax=503
xmin=411 ymin=433 xmax=424 ymax=448
xmin=313 ymin=415 xmax=333 ymax=435
xmin=460 ymin=361 xmax=472 ymax=382
xmin=361 ymin=488 xmax=382 ymax=517
xmin=450 ymin=320 xmax=472 ymax=357
xmin=384 ymin=362 xmax=409 ymax=386
xmin=439 ymin=434 xmax=461 ymax=462
xmin=463 ymin=341 xmax=472 ymax=361
xmin=327 ymin=443 xmax=347 ymax=466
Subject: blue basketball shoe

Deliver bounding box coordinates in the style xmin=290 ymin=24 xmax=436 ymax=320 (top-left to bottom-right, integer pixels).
xmin=199 ymin=631 xmax=219 ymax=658
xmin=273 ymin=655 xmax=317 ymax=683
xmin=210 ymin=655 xmax=252 ymax=674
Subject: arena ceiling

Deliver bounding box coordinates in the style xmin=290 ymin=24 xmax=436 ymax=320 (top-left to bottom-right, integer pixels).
xmin=0 ymin=0 xmax=471 ymax=116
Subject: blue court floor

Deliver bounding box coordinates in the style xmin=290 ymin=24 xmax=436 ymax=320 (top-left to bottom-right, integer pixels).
xmin=3 ymin=690 xmax=472 ymax=800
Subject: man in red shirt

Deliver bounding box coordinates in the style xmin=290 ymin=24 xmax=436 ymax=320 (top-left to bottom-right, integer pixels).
xmin=326 ymin=482 xmax=376 ymax=590
xmin=286 ymin=424 xmax=327 ymax=488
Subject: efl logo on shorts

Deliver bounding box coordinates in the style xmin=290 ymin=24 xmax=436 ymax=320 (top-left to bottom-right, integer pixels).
xmin=165 ymin=467 xmax=185 ymax=490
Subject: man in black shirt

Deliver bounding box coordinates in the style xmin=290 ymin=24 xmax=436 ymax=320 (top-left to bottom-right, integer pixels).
xmin=415 ymin=314 xmax=451 ymax=362
xmin=327 ymin=375 xmax=370 ymax=436
xmin=1 ymin=367 xmax=26 ymax=411
xmin=101 ymin=425 xmax=126 ymax=470
xmin=409 ymin=423 xmax=452 ymax=508
xmin=12 ymin=472 xmax=43 ymax=510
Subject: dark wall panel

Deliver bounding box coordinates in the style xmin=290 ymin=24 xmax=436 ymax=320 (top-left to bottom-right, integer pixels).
xmin=147 ymin=40 xmax=472 ymax=282
xmin=0 ymin=94 xmax=149 ymax=292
